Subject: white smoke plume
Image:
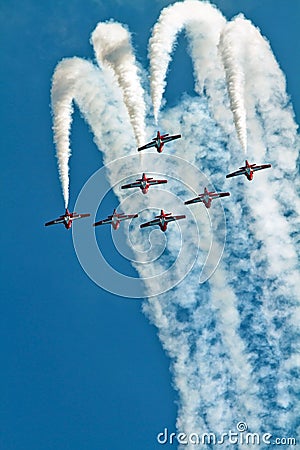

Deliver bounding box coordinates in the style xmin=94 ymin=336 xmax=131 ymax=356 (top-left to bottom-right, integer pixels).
xmin=218 ymin=18 xmax=248 ymax=153
xmin=51 ymin=62 xmax=77 ymax=208
xmin=148 ymin=0 xmax=226 ymax=123
xmin=224 ymin=16 xmax=300 ymax=433
xmin=91 ymin=21 xmax=146 ymax=148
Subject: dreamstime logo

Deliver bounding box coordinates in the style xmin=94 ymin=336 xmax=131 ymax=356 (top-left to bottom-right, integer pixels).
xmin=72 ymin=153 xmax=227 ymax=298
xmin=156 ymin=422 xmax=297 ymax=446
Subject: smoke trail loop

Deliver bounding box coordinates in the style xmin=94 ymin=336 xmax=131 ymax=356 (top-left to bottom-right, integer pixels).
xmin=148 ymin=0 xmax=226 ymax=123
xmin=91 ymin=22 xmax=146 ymax=147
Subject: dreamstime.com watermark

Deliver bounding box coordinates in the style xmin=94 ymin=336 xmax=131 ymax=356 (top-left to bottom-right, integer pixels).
xmin=157 ymin=422 xmax=297 ymax=446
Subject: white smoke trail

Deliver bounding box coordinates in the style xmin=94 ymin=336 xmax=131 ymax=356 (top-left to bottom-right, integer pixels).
xmin=148 ymin=0 xmax=226 ymax=123
xmin=148 ymin=102 xmax=265 ymax=437
xmin=51 ymin=61 xmax=77 ymax=208
xmin=224 ymin=16 xmax=300 ymax=434
xmin=218 ymin=19 xmax=248 ymax=153
xmin=52 ymin=56 xmax=147 ymax=187
xmin=50 ymin=51 xmax=142 ymax=207
xmin=148 ymin=6 xmax=300 ymax=439
xmin=91 ymin=21 xmax=146 ymax=147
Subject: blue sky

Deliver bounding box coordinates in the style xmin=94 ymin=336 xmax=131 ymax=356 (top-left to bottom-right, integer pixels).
xmin=1 ymin=1 xmax=299 ymax=449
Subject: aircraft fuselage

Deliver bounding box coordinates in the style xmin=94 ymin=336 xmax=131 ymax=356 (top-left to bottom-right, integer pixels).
xmin=141 ymin=180 xmax=149 ymax=194
xmin=245 ymin=167 xmax=253 ymax=181
xmin=155 ymin=140 xmax=164 ymax=153
xmin=203 ymin=195 xmax=212 ymax=208
xmin=159 ymin=217 xmax=168 ymax=232
xmin=112 ymin=216 xmax=120 ymax=230
xmin=63 ymin=216 xmax=72 ymax=229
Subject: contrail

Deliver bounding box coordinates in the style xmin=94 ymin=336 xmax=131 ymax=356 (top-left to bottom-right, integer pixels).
xmin=91 ymin=21 xmax=146 ymax=148
xmin=223 ymin=16 xmax=300 ymax=435
xmin=143 ymin=99 xmax=265 ymax=437
xmin=51 ymin=54 xmax=138 ymax=208
xmin=148 ymin=0 xmax=226 ymax=123
xmin=148 ymin=4 xmax=265 ymax=430
xmin=51 ymin=60 xmax=77 ymax=209
xmin=218 ymin=18 xmax=248 ymax=153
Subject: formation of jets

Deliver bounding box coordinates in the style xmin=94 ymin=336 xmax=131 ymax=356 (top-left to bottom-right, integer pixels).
xmin=45 ymin=130 xmax=272 ymax=233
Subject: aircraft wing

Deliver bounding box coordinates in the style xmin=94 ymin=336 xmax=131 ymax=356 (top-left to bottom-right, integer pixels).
xmin=148 ymin=179 xmax=167 ymax=186
xmin=140 ymin=218 xmax=161 ymax=229
xmin=252 ymin=164 xmax=271 ymax=172
xmin=45 ymin=218 xmax=64 ymax=226
xmin=184 ymin=197 xmax=201 ymax=205
xmin=210 ymin=192 xmax=230 ymax=199
xmin=137 ymin=141 xmax=156 ymax=151
xmin=166 ymin=214 xmax=186 ymax=222
xmin=71 ymin=213 xmax=90 ymax=220
xmin=118 ymin=214 xmax=138 ymax=221
xmin=161 ymin=134 xmax=181 ymax=144
xmin=226 ymin=168 xmax=245 ymax=178
xmin=121 ymin=181 xmax=142 ymax=189
xmin=93 ymin=217 xmax=113 ymax=227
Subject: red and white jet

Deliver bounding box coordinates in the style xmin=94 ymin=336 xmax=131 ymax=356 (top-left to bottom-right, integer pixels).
xmin=44 ymin=209 xmax=90 ymax=230
xmin=226 ymin=160 xmax=271 ymax=181
xmin=137 ymin=131 xmax=181 ymax=153
xmin=140 ymin=209 xmax=186 ymax=232
xmin=121 ymin=173 xmax=167 ymax=194
xmin=185 ymin=187 xmax=230 ymax=209
xmin=93 ymin=209 xmax=138 ymax=230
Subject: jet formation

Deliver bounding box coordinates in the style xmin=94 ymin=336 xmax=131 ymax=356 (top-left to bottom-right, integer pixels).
xmin=46 ymin=130 xmax=272 ymax=233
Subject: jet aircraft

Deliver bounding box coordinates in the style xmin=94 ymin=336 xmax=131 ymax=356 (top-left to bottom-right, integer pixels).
xmin=137 ymin=131 xmax=181 ymax=153
xmin=226 ymin=160 xmax=271 ymax=181
xmin=121 ymin=173 xmax=167 ymax=194
xmin=93 ymin=209 xmax=138 ymax=230
xmin=140 ymin=209 xmax=186 ymax=232
xmin=185 ymin=187 xmax=230 ymax=209
xmin=45 ymin=209 xmax=90 ymax=230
